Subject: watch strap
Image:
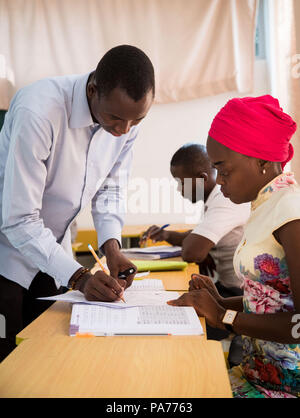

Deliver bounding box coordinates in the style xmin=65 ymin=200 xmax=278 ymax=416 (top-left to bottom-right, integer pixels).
xmin=224 ymin=323 xmax=234 ymax=333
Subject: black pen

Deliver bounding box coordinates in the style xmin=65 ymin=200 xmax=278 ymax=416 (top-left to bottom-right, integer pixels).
xmin=118 ymin=267 xmax=136 ymax=279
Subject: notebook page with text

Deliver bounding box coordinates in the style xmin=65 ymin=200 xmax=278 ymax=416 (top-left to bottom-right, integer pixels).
xmin=70 ymin=304 xmax=203 ymax=336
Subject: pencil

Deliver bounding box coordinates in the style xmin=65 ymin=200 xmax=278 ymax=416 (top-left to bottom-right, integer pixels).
xmin=87 ymin=244 xmax=126 ymax=303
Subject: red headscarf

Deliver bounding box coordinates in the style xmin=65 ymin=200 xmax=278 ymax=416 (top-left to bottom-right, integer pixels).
xmin=208 ymin=95 xmax=297 ymax=169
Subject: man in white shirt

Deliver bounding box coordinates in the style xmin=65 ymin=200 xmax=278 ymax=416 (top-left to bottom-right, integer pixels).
xmin=0 ymin=45 xmax=154 ymax=360
xmin=142 ymin=143 xmax=250 ymax=339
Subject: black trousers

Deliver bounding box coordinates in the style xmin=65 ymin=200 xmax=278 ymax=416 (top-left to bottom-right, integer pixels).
xmin=0 ymin=272 xmax=65 ymax=362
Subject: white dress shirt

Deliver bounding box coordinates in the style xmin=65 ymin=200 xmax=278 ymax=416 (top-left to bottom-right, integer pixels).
xmin=0 ymin=73 xmax=138 ymax=289
xmin=192 ymin=185 xmax=251 ymax=288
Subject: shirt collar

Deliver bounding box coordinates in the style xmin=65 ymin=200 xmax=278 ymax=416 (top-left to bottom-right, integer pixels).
xmin=251 ymin=172 xmax=297 ymax=211
xmin=69 ymin=73 xmax=95 ymax=129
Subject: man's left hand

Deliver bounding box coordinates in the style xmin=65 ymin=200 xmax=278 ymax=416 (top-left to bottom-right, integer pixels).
xmin=103 ymin=239 xmax=137 ymax=288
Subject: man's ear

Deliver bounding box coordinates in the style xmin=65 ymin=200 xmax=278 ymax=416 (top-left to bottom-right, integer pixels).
xmin=86 ymin=80 xmax=97 ymax=99
xmin=194 ymin=170 xmax=208 ymax=182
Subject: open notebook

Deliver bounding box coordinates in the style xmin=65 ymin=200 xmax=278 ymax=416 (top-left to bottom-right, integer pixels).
xmin=121 ymin=245 xmax=182 ymax=259
xmin=69 ymin=304 xmax=204 ymax=336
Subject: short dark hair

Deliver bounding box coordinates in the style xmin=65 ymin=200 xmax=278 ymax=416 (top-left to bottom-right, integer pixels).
xmin=95 ymin=45 xmax=155 ymax=101
xmin=171 ymin=143 xmax=211 ymax=171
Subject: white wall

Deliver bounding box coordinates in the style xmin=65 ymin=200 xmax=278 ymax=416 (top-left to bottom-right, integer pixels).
xmin=77 ymin=59 xmax=270 ymax=229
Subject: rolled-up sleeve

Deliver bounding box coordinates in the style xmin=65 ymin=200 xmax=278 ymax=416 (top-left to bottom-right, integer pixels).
xmin=1 ymin=108 xmax=82 ymax=287
xmin=92 ymin=128 xmax=138 ymax=253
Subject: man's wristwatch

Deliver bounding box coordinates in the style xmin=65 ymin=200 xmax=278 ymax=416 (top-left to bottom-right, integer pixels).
xmin=222 ymin=309 xmax=238 ymax=333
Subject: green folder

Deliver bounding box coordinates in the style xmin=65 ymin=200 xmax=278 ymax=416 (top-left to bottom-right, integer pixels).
xmin=132 ymin=259 xmax=188 ymax=272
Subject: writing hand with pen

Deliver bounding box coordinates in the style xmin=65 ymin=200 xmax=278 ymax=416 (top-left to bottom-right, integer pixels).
xmin=68 ymin=240 xmax=137 ymax=303
xmin=139 ymin=224 xmax=170 ymax=247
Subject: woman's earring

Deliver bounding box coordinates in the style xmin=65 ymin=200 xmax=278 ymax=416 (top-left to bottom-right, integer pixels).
xmin=262 ymin=169 xmax=266 ymax=175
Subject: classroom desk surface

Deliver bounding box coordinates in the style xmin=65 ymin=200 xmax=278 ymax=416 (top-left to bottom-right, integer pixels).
xmin=0 ymin=335 xmax=232 ymax=398
xmin=7 ymin=265 xmax=232 ymax=398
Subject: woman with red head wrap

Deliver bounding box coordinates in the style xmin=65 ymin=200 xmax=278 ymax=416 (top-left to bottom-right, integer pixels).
xmin=168 ymin=96 xmax=300 ymax=398
xmin=209 ymin=95 xmax=296 ymax=169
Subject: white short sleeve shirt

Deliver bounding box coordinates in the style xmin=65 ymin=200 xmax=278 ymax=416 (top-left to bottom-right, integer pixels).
xmin=192 ymin=185 xmax=251 ymax=288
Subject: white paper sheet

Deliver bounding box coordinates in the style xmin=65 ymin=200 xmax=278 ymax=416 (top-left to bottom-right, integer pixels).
xmin=38 ymin=279 xmax=178 ymax=309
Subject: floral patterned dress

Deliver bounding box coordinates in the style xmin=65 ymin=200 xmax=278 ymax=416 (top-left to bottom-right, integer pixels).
xmin=229 ymin=173 xmax=300 ymax=398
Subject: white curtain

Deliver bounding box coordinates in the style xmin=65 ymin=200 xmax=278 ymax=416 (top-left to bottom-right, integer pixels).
xmin=0 ymin=0 xmax=258 ymax=107
xmin=267 ymin=0 xmax=300 ymax=181
xmin=291 ymin=0 xmax=300 ymax=182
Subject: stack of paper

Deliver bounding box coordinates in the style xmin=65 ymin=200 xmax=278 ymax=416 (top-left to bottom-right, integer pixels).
xmin=121 ymin=245 xmax=182 ymax=259
xmin=69 ymin=304 xmax=204 ymax=336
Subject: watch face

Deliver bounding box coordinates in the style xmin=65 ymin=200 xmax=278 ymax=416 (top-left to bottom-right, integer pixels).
xmin=223 ymin=310 xmax=237 ymax=325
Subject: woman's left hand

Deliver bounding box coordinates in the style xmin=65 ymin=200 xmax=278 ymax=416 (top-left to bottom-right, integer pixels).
xmin=167 ymin=289 xmax=227 ymax=330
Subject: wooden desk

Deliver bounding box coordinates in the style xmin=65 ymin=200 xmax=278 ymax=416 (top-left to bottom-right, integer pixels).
xmin=16 ymin=263 xmax=201 ymax=341
xmin=0 ymin=335 xmax=232 ymax=398
xmin=141 ymin=264 xmax=197 ymax=291
xmin=8 ymin=267 xmax=232 ymax=398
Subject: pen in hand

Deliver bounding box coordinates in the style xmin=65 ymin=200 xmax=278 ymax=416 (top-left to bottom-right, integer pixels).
xmin=140 ymin=224 xmax=170 ymax=247
xmin=87 ymin=244 xmax=126 ymax=303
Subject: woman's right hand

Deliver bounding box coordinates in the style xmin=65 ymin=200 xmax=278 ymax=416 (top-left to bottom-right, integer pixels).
xmin=189 ymin=273 xmax=223 ymax=303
